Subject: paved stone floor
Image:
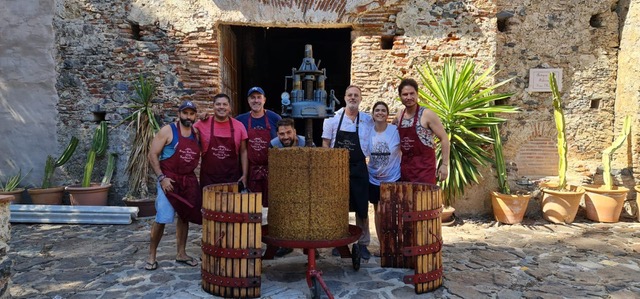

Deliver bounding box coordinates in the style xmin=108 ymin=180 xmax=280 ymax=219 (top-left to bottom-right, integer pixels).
xmin=8 ymin=207 xmax=640 ymax=299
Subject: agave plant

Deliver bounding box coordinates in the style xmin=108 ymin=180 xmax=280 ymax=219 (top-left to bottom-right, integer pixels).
xmin=0 ymin=168 xmax=31 ymax=192
xmin=416 ymin=58 xmax=519 ymax=206
xmin=117 ymin=74 xmax=161 ymax=198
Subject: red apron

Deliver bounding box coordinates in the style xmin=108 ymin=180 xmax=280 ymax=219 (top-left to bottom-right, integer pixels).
xmin=159 ymin=123 xmax=202 ymax=224
xmin=398 ymin=107 xmax=437 ymax=184
xmin=247 ymin=114 xmax=271 ymax=207
xmin=200 ymin=118 xmax=241 ymax=187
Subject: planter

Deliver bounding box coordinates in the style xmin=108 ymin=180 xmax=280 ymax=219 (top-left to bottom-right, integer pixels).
xmin=124 ymin=198 xmax=156 ymax=218
xmin=583 ymin=185 xmax=628 ymax=223
xmin=28 ymin=187 xmax=65 ymax=205
xmin=66 ymin=183 xmax=111 ymax=206
xmin=0 ymin=188 xmax=25 ymax=204
xmin=491 ymin=191 xmax=531 ymax=224
xmin=541 ymin=185 xmax=584 ymax=224
xmin=442 ymin=206 xmax=456 ymax=226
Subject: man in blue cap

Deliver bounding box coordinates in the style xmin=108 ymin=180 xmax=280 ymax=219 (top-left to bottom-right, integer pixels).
xmin=236 ymin=87 xmax=282 ymax=207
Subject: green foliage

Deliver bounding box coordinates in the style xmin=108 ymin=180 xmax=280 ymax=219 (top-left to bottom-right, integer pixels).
xmin=602 ymin=115 xmax=631 ymax=189
xmin=416 ymin=58 xmax=518 ymax=205
xmin=489 ymin=117 xmax=510 ymax=194
xmin=42 ymin=136 xmax=79 ymax=188
xmin=117 ymin=74 xmax=161 ymax=198
xmin=549 ymin=73 xmax=567 ymax=190
xmin=1 ymin=168 xmax=31 ymax=192
xmin=82 ymin=121 xmax=108 ymax=187
xmin=101 ymin=153 xmax=117 ymax=186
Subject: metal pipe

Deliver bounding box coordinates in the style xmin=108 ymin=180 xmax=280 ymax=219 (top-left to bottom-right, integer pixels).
xmin=10 ymin=211 xmax=134 ymax=225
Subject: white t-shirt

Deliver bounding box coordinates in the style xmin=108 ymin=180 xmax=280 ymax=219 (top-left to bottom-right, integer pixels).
xmin=368 ymin=124 xmax=401 ymax=185
xmin=321 ymin=108 xmax=373 ymax=156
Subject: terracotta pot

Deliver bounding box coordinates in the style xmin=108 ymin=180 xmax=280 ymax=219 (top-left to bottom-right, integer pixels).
xmin=124 ymin=198 xmax=157 ymax=218
xmin=635 ymin=185 xmax=640 ymax=222
xmin=0 ymin=188 xmax=25 ymax=204
xmin=28 ymin=187 xmax=65 ymax=205
xmin=583 ymin=185 xmax=628 ymax=223
xmin=491 ymin=191 xmax=531 ymax=224
xmin=66 ymin=183 xmax=111 ymax=206
xmin=541 ymin=185 xmax=584 ymax=224
xmin=441 ymin=206 xmax=456 ymax=225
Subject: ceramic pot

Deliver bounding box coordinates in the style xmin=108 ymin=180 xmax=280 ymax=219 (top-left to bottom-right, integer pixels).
xmin=28 ymin=187 xmax=65 ymax=205
xmin=491 ymin=191 xmax=531 ymax=224
xmin=541 ymin=185 xmax=584 ymax=224
xmin=124 ymin=198 xmax=157 ymax=218
xmin=583 ymin=185 xmax=628 ymax=223
xmin=0 ymin=188 xmax=25 ymax=204
xmin=66 ymin=183 xmax=111 ymax=206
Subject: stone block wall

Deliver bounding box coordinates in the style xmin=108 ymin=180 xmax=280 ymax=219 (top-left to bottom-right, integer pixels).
xmin=1 ymin=0 xmax=633 ymax=214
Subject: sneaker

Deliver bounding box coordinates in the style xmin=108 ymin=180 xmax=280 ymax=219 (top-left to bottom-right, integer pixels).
xmin=275 ymin=247 xmax=293 ymax=257
xmin=359 ymin=245 xmax=371 ymax=260
xmin=331 ymin=247 xmax=340 ymax=256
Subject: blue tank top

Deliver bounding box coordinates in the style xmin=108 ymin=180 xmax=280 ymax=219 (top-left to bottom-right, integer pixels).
xmin=159 ymin=123 xmax=196 ymax=161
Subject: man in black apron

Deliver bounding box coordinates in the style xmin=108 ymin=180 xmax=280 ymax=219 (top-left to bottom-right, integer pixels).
xmin=322 ymin=85 xmax=374 ymax=261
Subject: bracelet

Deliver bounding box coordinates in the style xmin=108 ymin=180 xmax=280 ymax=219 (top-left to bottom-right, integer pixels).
xmin=157 ymin=174 xmax=166 ymax=182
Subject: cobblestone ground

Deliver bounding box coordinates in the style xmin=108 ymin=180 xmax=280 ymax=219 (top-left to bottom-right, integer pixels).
xmin=8 ymin=208 xmax=640 ymax=299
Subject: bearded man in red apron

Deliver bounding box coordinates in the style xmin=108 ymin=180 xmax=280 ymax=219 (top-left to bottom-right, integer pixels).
xmin=194 ymin=94 xmax=248 ymax=189
xmin=236 ymin=87 xmax=281 ymax=207
xmin=146 ymin=100 xmax=202 ymax=271
xmin=395 ymin=78 xmax=450 ymax=184
xmin=322 ymin=85 xmax=374 ymax=261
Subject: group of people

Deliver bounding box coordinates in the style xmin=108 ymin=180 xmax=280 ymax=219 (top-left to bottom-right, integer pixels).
xmin=321 ymin=79 xmax=449 ymax=261
xmin=144 ymin=79 xmax=450 ymax=270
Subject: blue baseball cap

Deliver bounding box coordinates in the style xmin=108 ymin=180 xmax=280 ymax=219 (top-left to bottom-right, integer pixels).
xmin=178 ymin=100 xmax=197 ymax=112
xmin=247 ymin=86 xmax=265 ymax=97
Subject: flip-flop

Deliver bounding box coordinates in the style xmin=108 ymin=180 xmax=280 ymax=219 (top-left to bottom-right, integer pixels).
xmin=175 ymin=258 xmax=198 ymax=267
xmin=145 ymin=261 xmax=158 ymax=271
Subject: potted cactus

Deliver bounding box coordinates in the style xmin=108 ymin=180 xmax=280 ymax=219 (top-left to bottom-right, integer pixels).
xmin=582 ymin=115 xmax=631 ymax=222
xmin=66 ymin=121 xmax=117 ymax=205
xmin=540 ymin=73 xmax=585 ymax=224
xmin=27 ymin=136 xmax=78 ymax=205
xmin=0 ymin=168 xmax=31 ymax=203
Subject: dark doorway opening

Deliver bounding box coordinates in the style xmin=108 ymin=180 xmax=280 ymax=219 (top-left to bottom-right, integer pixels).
xmin=226 ymin=26 xmax=352 ymax=146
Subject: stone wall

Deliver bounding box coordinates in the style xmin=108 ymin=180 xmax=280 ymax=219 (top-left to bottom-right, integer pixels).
xmin=0 ymin=196 xmax=12 ymax=299
xmin=2 ymin=0 xmax=635 ymax=215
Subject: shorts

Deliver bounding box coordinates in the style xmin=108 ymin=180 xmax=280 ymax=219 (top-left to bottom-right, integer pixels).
xmin=368 ymin=183 xmax=381 ymax=205
xmin=155 ymin=182 xmax=175 ymax=224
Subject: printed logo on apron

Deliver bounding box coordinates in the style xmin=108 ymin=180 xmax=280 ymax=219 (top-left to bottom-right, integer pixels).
xmin=400 ymin=136 xmax=415 ymax=152
xmin=249 ymin=137 xmax=268 ymax=152
xmin=210 ymin=145 xmax=232 ymax=160
xmin=179 ymin=147 xmax=199 ymax=163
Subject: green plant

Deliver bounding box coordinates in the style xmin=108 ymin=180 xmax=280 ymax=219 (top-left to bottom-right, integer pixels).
xmin=549 ymin=72 xmax=568 ymax=191
xmin=41 ymin=137 xmax=79 ymax=188
xmin=602 ymin=115 xmax=631 ymax=190
xmin=1 ymin=168 xmax=32 ymax=192
xmin=416 ymin=58 xmax=518 ymax=206
xmin=82 ymin=121 xmax=108 ymax=187
xmin=489 ymin=117 xmax=510 ymax=195
xmin=117 ymin=74 xmax=161 ymax=199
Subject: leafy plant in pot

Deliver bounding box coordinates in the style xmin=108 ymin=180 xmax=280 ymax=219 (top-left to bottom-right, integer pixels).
xmin=0 ymin=168 xmax=32 ymax=203
xmin=540 ymin=73 xmax=585 ymax=224
xmin=417 ymin=58 xmax=519 ymax=222
xmin=28 ymin=137 xmax=78 ymax=205
xmin=66 ymin=121 xmax=117 ymax=206
xmin=582 ymin=115 xmax=631 ymax=223
xmin=117 ymin=75 xmax=161 ymax=216
xmin=489 ymin=117 xmax=530 ymax=224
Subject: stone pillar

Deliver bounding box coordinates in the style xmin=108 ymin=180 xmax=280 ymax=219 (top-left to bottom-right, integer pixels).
xmin=0 ymin=195 xmax=13 ymax=299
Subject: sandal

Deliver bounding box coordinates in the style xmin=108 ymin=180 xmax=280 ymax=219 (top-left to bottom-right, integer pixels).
xmin=175 ymin=257 xmax=198 ymax=267
xmin=145 ymin=261 xmax=158 ymax=271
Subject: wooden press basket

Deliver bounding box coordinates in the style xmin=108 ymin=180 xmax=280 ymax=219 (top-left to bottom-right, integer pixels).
xmin=201 ymin=183 xmax=262 ymax=298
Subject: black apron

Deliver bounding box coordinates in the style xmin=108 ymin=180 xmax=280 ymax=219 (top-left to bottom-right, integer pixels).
xmin=334 ymin=112 xmax=369 ymax=219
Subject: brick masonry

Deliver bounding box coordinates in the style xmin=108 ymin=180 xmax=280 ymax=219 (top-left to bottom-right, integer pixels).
xmin=2 ymin=0 xmax=639 ymax=215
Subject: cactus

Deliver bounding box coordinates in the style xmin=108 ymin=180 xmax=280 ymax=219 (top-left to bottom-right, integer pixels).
xmin=101 ymin=153 xmax=117 ymax=186
xmin=549 ymin=73 xmax=567 ymax=191
xmin=490 ymin=122 xmax=510 ymax=194
xmin=41 ymin=136 xmax=79 ymax=188
xmin=602 ymin=115 xmax=631 ymax=190
xmin=82 ymin=121 xmax=108 ymax=187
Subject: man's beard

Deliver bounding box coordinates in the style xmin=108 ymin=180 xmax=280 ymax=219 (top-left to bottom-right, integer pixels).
xmin=281 ymin=138 xmax=293 ymax=147
xmin=180 ymin=117 xmax=193 ymax=127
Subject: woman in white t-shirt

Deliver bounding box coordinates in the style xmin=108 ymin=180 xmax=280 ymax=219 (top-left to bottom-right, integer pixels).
xmin=368 ymin=101 xmax=401 ymax=244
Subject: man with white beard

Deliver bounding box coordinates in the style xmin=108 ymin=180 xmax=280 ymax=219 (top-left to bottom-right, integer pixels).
xmin=321 ymin=85 xmax=374 ymax=262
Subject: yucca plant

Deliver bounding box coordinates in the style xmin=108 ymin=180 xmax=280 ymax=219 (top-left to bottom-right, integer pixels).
xmin=41 ymin=136 xmax=79 ymax=188
xmin=416 ymin=58 xmax=518 ymax=206
xmin=117 ymin=74 xmax=161 ymax=199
